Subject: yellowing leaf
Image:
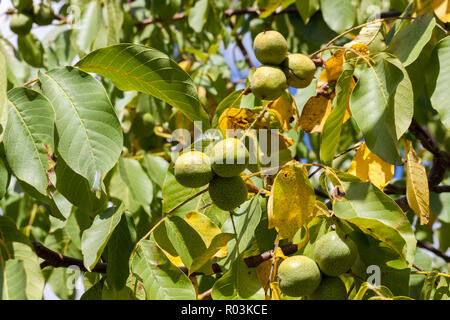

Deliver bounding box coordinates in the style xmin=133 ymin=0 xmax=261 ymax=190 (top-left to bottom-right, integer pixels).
xmin=256 ymin=247 xmax=285 ymax=291
xmin=432 ymin=0 xmax=450 ymax=22
xmin=318 ymin=50 xmax=345 ymax=83
xmin=348 ymin=142 xmax=394 ymax=190
xmin=269 ymin=95 xmax=295 ymax=131
xmin=217 ymin=107 xmax=256 ymax=136
xmin=184 ymin=211 xmax=226 ymax=257
xmin=269 ymin=282 xmax=282 ymax=300
xmin=413 ymin=0 xmax=434 ymax=16
xmin=161 ymin=248 xmax=185 ymax=267
xmin=268 ymin=162 xmax=316 ymax=239
xmin=299 ymin=95 xmax=332 ymax=133
xmin=404 ymin=139 xmax=430 ymax=225
xmin=178 ymin=60 xmax=192 ymax=73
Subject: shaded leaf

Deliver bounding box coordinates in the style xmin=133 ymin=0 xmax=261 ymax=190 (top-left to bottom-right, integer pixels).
xmin=81 ymin=203 xmax=125 ymax=271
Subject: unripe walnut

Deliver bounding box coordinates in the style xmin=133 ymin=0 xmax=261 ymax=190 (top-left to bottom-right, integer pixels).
xmin=251 ymin=65 xmax=287 ymax=101
xmin=253 ymin=30 xmax=288 ymax=65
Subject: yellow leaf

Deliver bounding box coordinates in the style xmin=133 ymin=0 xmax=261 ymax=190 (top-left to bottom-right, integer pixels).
xmin=413 ymin=0 xmax=434 ymax=16
xmin=161 ymin=248 xmax=185 ymax=267
xmin=256 ymin=247 xmax=285 ymax=291
xmin=318 ymin=50 xmax=345 ymax=83
xmin=348 ymin=142 xmax=394 ymax=190
xmin=269 ymin=282 xmax=282 ymax=300
xmin=178 ymin=60 xmax=192 ymax=73
xmin=269 ymin=95 xmax=295 ymax=131
xmin=268 ymin=162 xmax=316 ymax=239
xmin=217 ymin=107 xmax=256 ymax=136
xmin=404 ymin=139 xmax=431 ymax=225
xmin=299 ymin=95 xmax=332 ymax=133
xmin=184 ymin=211 xmax=227 ymax=257
xmin=432 ymin=0 xmax=450 ymax=22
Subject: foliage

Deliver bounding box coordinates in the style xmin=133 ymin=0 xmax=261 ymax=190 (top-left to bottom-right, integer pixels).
xmin=0 ymin=0 xmax=449 ymax=300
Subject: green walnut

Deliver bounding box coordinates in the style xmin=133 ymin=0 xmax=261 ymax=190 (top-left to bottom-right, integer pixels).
xmin=10 ymin=12 xmax=33 ymax=35
xmin=313 ymin=231 xmax=357 ymax=277
xmin=174 ymin=151 xmax=214 ymax=188
xmin=251 ymin=65 xmax=287 ymax=101
xmin=253 ymin=30 xmax=288 ymax=65
xmin=33 ymin=4 xmax=54 ymax=26
xmin=282 ymin=54 xmax=316 ymax=88
xmin=277 ymin=255 xmax=322 ymax=297
xmin=12 ymin=0 xmax=33 ymax=12
xmin=208 ymin=176 xmax=248 ymax=211
xmin=309 ymin=276 xmax=348 ymax=300
xmin=211 ymin=138 xmax=249 ymax=178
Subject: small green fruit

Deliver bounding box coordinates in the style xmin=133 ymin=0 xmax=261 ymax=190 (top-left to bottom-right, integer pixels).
xmin=12 ymin=0 xmax=33 ymax=12
xmin=253 ymin=30 xmax=288 ymax=65
xmin=211 ymin=138 xmax=249 ymax=177
xmin=174 ymin=151 xmax=214 ymax=188
xmin=10 ymin=12 xmax=33 ymax=35
xmin=33 ymin=4 xmax=54 ymax=26
xmin=278 ymin=255 xmax=322 ymax=297
xmin=313 ymin=231 xmax=357 ymax=276
xmin=208 ymin=176 xmax=248 ymax=211
xmin=251 ymin=65 xmax=287 ymax=101
xmin=282 ymin=54 xmax=316 ymax=88
xmin=309 ymin=276 xmax=348 ymax=300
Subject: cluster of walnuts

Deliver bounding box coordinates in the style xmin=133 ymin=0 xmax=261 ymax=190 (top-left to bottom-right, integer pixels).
xmin=174 ymin=138 xmax=250 ymax=211
xmin=9 ymin=0 xmax=54 ymax=35
xmin=250 ymin=30 xmax=317 ymax=100
xmin=278 ymin=231 xmax=359 ymax=300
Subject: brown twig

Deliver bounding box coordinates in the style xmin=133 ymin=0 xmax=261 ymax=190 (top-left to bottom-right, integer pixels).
xmin=417 ymin=240 xmax=450 ymax=263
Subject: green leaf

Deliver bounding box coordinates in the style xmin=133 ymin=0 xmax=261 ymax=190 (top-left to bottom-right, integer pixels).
xmin=190 ymin=232 xmax=235 ymax=274
xmin=320 ymin=61 xmax=355 ymax=165
xmin=409 ymin=248 xmax=432 ymax=299
xmin=105 ymin=0 xmax=124 ymax=45
xmin=72 ymin=0 xmax=102 ymax=53
xmin=1 ymin=259 xmax=27 ymax=300
xmin=39 ymin=67 xmax=123 ymax=192
xmin=81 ymin=202 xmax=125 ymax=271
xmin=131 ymin=238 xmax=196 ymax=300
xmin=17 ymin=34 xmax=44 ymax=68
xmin=211 ymin=256 xmax=265 ymax=300
xmin=0 ymin=151 xmax=10 ymax=199
xmin=4 ymin=87 xmax=54 ymax=195
xmin=164 ymin=215 xmax=207 ymax=270
xmin=188 ymin=0 xmax=209 ymax=33
xmin=388 ymin=14 xmax=436 ymax=66
xmin=222 ymin=196 xmax=262 ymax=268
xmin=54 ymin=156 xmax=107 ymax=216
xmin=162 ymin=168 xmax=210 ymax=215
xmin=349 ymin=230 xmax=411 ymax=297
xmin=107 ymin=212 xmax=137 ymax=290
xmin=0 ymin=216 xmax=45 ymax=299
xmin=295 ymin=0 xmax=319 ymax=24
xmin=142 ymin=154 xmax=169 ymax=188
xmin=76 ymin=44 xmax=209 ymax=128
xmin=350 ymin=53 xmax=413 ymax=164
xmin=0 ymin=50 xmax=7 ymax=140
xmin=420 ymin=270 xmax=440 ymax=300
xmin=334 ymin=181 xmax=416 ymax=265
xmin=433 ymin=276 xmax=450 ymax=300
xmin=320 ymin=0 xmax=356 ymax=33
xmin=426 ymin=36 xmax=450 ymax=128
xmin=109 ymin=158 xmax=153 ymax=213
